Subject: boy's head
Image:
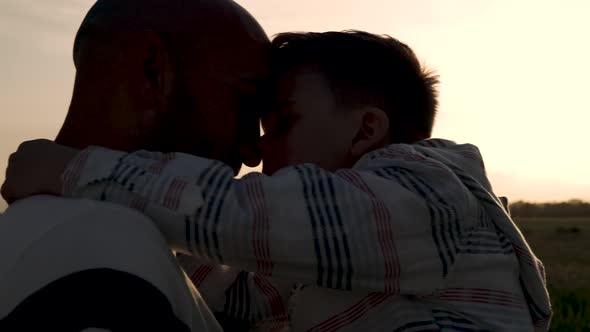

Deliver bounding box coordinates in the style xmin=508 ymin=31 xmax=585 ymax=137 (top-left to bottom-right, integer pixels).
xmin=260 ymin=31 xmax=439 ymax=174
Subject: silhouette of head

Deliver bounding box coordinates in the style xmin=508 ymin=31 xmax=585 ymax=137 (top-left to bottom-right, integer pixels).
xmin=59 ymin=0 xmax=270 ymax=173
xmin=260 ymin=31 xmax=439 ymax=174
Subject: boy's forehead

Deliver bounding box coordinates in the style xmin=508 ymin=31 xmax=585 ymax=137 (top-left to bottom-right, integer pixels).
xmin=275 ymin=65 xmax=327 ymax=95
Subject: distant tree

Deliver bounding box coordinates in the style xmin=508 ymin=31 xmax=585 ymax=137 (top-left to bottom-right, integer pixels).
xmin=509 ymin=200 xmax=590 ymax=218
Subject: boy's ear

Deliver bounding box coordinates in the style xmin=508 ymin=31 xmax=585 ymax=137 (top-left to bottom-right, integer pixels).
xmin=350 ymin=107 xmax=390 ymax=159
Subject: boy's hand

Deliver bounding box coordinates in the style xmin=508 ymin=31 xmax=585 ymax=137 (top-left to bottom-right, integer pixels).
xmin=1 ymin=139 xmax=79 ymax=204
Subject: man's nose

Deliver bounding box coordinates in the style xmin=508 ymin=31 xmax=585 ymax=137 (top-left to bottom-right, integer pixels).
xmin=238 ymin=120 xmax=262 ymax=167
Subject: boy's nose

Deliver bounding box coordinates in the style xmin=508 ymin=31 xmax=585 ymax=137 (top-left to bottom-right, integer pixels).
xmin=257 ymin=134 xmax=269 ymax=153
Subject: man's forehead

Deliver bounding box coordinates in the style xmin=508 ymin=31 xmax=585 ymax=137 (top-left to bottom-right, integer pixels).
xmin=192 ymin=49 xmax=267 ymax=80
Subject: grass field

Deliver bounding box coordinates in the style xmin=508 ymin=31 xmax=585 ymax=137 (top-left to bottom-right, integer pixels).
xmin=514 ymin=217 xmax=590 ymax=331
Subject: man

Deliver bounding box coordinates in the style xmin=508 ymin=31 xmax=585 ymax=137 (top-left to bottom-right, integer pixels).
xmin=0 ymin=0 xmax=270 ymax=330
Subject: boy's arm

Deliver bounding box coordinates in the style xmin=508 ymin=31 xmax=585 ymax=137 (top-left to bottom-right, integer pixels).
xmin=63 ymin=146 xmax=450 ymax=294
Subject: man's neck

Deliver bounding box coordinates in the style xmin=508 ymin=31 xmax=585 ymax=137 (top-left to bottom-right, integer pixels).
xmin=56 ymin=119 xmax=138 ymax=152
xmin=56 ymin=95 xmax=141 ymax=151
xmin=57 ymin=79 xmax=145 ymax=151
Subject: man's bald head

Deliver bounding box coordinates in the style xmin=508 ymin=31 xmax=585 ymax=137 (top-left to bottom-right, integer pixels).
xmin=73 ymin=0 xmax=267 ymax=69
xmin=60 ymin=0 xmax=270 ymax=172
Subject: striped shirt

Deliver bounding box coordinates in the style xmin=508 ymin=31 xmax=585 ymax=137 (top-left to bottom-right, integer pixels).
xmin=62 ymin=139 xmax=552 ymax=331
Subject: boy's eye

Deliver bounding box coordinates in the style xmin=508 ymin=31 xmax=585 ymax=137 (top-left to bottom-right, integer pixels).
xmin=262 ymin=99 xmax=298 ymax=136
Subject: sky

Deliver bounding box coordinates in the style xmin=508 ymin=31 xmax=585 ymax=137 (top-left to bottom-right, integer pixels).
xmin=1 ymin=0 xmax=589 ymax=211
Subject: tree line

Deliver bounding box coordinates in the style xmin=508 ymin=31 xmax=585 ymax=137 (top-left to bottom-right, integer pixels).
xmin=509 ymin=200 xmax=590 ymax=218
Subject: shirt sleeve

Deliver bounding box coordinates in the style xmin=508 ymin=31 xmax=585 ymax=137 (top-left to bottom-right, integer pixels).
xmin=176 ymin=254 xmax=291 ymax=328
xmin=62 ymin=146 xmax=454 ymax=294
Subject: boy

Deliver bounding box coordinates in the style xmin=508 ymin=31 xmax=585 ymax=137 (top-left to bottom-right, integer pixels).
xmin=3 ymin=31 xmax=551 ymax=331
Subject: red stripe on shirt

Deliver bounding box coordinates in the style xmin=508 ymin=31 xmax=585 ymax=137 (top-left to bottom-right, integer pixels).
xmin=246 ymin=178 xmax=264 ymax=273
xmin=163 ymin=179 xmax=186 ymax=211
xmin=437 ymin=296 xmax=526 ymax=308
xmin=254 ymin=176 xmax=273 ymax=277
xmin=440 ymin=291 xmax=525 ymax=305
xmin=444 ymin=288 xmax=525 ymax=299
xmin=307 ymin=293 xmax=390 ymax=332
xmin=62 ymin=148 xmax=92 ymax=195
xmin=190 ymin=264 xmax=214 ymax=288
xmin=342 ymin=170 xmax=400 ymax=293
xmin=246 ymin=178 xmax=273 ymax=277
xmin=513 ymin=244 xmax=535 ymax=266
xmin=253 ymin=274 xmax=287 ymax=320
xmin=434 ymin=288 xmax=527 ymax=308
xmin=130 ymin=197 xmax=148 ymax=211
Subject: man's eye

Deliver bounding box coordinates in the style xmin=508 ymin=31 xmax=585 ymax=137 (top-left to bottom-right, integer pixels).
xmin=277 ymin=116 xmax=293 ymax=132
xmin=237 ymin=81 xmax=273 ymax=118
xmin=239 ymin=93 xmax=263 ymax=115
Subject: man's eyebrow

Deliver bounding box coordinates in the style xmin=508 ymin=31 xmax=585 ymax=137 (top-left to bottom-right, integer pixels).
xmin=238 ymin=76 xmax=269 ymax=86
xmin=236 ymin=77 xmax=273 ymax=98
xmin=258 ymin=100 xmax=294 ymax=121
xmin=274 ymin=100 xmax=295 ymax=110
xmin=237 ymin=77 xmax=257 ymax=86
xmin=235 ymin=78 xmax=258 ymax=91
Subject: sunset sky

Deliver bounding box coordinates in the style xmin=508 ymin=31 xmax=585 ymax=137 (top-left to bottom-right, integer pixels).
xmin=1 ymin=0 xmax=589 ymax=210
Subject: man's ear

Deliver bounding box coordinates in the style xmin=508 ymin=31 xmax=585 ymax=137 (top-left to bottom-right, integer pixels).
xmin=350 ymin=107 xmax=390 ymax=159
xmin=130 ymin=31 xmax=171 ymax=114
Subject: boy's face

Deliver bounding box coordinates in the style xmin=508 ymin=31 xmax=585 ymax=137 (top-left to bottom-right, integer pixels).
xmin=260 ymin=66 xmax=358 ymax=174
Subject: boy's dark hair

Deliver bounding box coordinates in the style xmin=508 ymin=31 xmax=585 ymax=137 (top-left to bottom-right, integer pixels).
xmin=271 ymin=31 xmax=439 ymax=143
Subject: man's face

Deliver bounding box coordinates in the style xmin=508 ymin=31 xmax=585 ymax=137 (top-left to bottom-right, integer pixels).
xmin=260 ymin=66 xmax=357 ymax=174
xmin=163 ymin=16 xmax=271 ymax=174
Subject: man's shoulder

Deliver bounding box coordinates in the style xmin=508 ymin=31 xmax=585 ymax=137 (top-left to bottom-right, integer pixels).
xmin=0 ymin=196 xmax=155 ymax=268
xmin=0 ymin=195 xmax=151 ymax=229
